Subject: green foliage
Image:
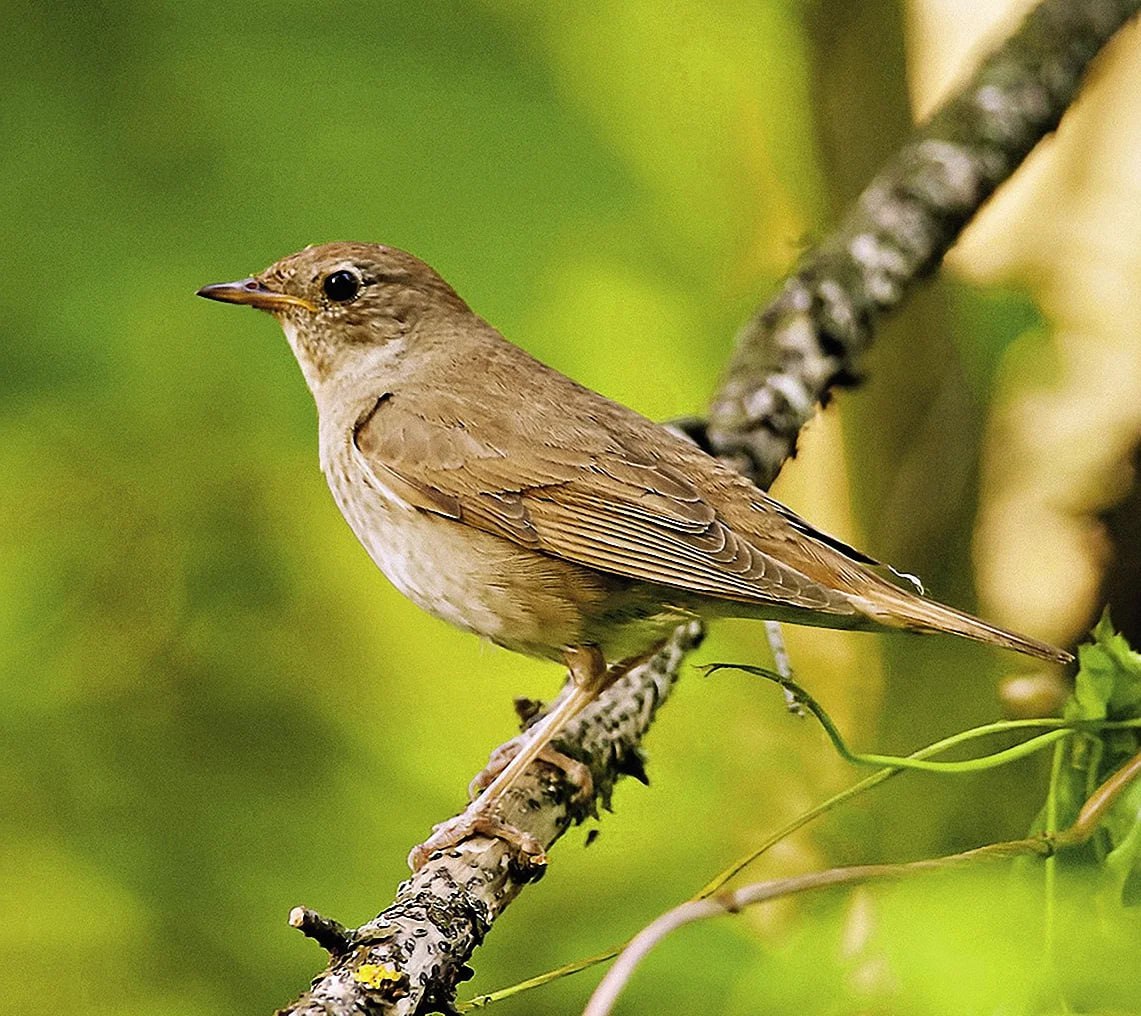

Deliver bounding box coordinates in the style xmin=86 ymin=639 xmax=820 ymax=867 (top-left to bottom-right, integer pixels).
xmin=1047 ymin=614 xmax=1141 ymax=907
xmin=948 ymin=282 xmax=1050 ymax=399
xmin=473 ymin=627 xmax=1141 ymax=1014
xmin=2 ymin=3 xmax=1133 ymax=1015
xmin=1070 ymin=612 xmax=1141 ymax=722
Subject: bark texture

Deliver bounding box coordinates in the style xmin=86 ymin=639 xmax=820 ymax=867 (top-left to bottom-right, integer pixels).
xmin=704 ymin=0 xmax=1140 ymax=487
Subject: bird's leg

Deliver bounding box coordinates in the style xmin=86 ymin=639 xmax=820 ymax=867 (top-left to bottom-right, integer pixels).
xmin=764 ymin=620 xmax=804 ymax=716
xmin=407 ymin=645 xmax=608 ymax=874
xmin=466 ymin=646 xmax=605 ymax=805
xmin=466 ymin=641 xmax=668 ymax=801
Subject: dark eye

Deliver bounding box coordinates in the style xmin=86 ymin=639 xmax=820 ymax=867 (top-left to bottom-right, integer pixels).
xmin=323 ymin=269 xmax=360 ymax=303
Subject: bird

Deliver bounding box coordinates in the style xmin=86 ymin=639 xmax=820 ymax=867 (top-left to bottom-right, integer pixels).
xmin=198 ymin=242 xmax=1072 ymax=869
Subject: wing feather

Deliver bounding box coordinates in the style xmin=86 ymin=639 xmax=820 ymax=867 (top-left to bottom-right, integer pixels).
xmin=352 ymin=388 xmax=861 ymax=617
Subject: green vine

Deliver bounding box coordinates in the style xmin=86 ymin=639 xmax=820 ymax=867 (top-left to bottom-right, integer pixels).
xmin=458 ymin=617 xmax=1141 ymax=1012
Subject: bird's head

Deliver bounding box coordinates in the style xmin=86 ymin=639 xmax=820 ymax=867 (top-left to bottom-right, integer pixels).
xmin=197 ymin=242 xmax=470 ymax=392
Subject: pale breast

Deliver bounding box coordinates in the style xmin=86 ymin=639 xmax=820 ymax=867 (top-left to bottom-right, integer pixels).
xmin=322 ymin=435 xmax=651 ymax=661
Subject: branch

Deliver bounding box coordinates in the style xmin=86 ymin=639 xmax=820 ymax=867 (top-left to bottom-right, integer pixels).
xmin=275 ymin=624 xmax=702 ymax=1016
xmin=274 ymin=3 xmax=1140 ymax=1013
xmin=582 ymin=749 xmax=1141 ymax=1016
xmin=702 ymin=0 xmax=1141 ymax=487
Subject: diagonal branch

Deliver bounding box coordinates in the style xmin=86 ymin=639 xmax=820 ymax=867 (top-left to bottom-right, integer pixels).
xmin=703 ymin=0 xmax=1141 ymax=486
xmin=277 ymin=626 xmax=702 ymax=1016
xmin=274 ymin=2 xmax=1141 ymax=1013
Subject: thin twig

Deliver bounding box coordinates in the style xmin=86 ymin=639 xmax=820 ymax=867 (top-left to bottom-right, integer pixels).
xmin=582 ymin=750 xmax=1141 ymax=1016
xmin=460 ymin=711 xmax=1140 ymax=1009
xmin=287 ymin=907 xmax=353 ymax=957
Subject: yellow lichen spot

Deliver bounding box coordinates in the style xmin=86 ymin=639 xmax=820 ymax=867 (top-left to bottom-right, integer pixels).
xmin=354 ymin=963 xmax=403 ymax=989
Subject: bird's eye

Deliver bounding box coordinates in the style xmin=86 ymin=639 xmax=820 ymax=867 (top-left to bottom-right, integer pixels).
xmin=323 ymin=269 xmax=361 ymax=303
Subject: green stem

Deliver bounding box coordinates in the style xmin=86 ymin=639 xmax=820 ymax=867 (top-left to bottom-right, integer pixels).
xmin=459 ymin=691 xmax=1141 ymax=1010
xmin=703 ymin=664 xmax=1140 ymax=773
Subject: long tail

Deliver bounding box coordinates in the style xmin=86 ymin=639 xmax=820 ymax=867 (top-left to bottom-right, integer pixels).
xmin=852 ymin=587 xmax=1073 ymax=665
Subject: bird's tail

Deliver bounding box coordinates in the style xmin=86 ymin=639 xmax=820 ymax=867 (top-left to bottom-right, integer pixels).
xmin=853 ymin=586 xmax=1073 ymax=665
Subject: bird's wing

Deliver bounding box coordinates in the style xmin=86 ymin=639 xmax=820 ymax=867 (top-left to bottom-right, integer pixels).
xmin=351 ymin=386 xmax=864 ymax=617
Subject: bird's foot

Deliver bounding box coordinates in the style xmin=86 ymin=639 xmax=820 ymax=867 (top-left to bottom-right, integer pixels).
xmin=407 ymin=811 xmax=547 ymax=880
xmin=468 ymin=736 xmax=593 ymax=804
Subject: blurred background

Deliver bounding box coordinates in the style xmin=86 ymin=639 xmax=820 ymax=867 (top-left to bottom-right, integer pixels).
xmin=2 ymin=1 xmax=1139 ymax=1013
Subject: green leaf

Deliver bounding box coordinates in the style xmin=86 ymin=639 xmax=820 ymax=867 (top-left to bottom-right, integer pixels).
xmin=1069 ymin=610 xmax=1141 ymax=720
xmin=1047 ymin=612 xmax=1141 ymax=906
xmin=1102 ymin=776 xmax=1141 ymax=907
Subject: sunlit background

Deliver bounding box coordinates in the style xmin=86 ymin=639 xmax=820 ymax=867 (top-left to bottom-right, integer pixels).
xmin=3 ymin=1 xmax=1139 ymax=1013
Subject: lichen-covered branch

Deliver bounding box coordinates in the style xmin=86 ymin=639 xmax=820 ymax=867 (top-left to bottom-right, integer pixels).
xmin=273 ymin=2 xmax=1140 ymax=1013
xmin=276 ymin=624 xmax=702 ymax=1016
xmin=704 ymin=0 xmax=1141 ymax=488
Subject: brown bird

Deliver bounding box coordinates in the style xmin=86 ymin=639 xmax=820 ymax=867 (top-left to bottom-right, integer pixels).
xmin=198 ymin=242 xmax=1071 ymax=868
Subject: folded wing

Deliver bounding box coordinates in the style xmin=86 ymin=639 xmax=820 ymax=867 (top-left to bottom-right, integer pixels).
xmin=352 ymin=387 xmax=865 ymax=619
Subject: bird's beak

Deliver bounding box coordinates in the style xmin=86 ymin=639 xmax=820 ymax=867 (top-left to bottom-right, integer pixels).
xmin=196 ymin=277 xmax=316 ymax=313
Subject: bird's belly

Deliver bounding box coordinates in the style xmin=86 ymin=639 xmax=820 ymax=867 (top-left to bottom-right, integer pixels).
xmin=325 ymin=457 xmax=690 ymax=662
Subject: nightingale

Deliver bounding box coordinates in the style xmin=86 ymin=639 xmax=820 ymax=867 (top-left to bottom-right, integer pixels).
xmin=198 ymin=242 xmax=1071 ymax=869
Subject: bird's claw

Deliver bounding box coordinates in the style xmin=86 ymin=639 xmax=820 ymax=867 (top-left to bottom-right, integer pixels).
xmin=468 ymin=737 xmax=593 ymax=804
xmin=408 ymin=812 xmax=547 ymax=880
